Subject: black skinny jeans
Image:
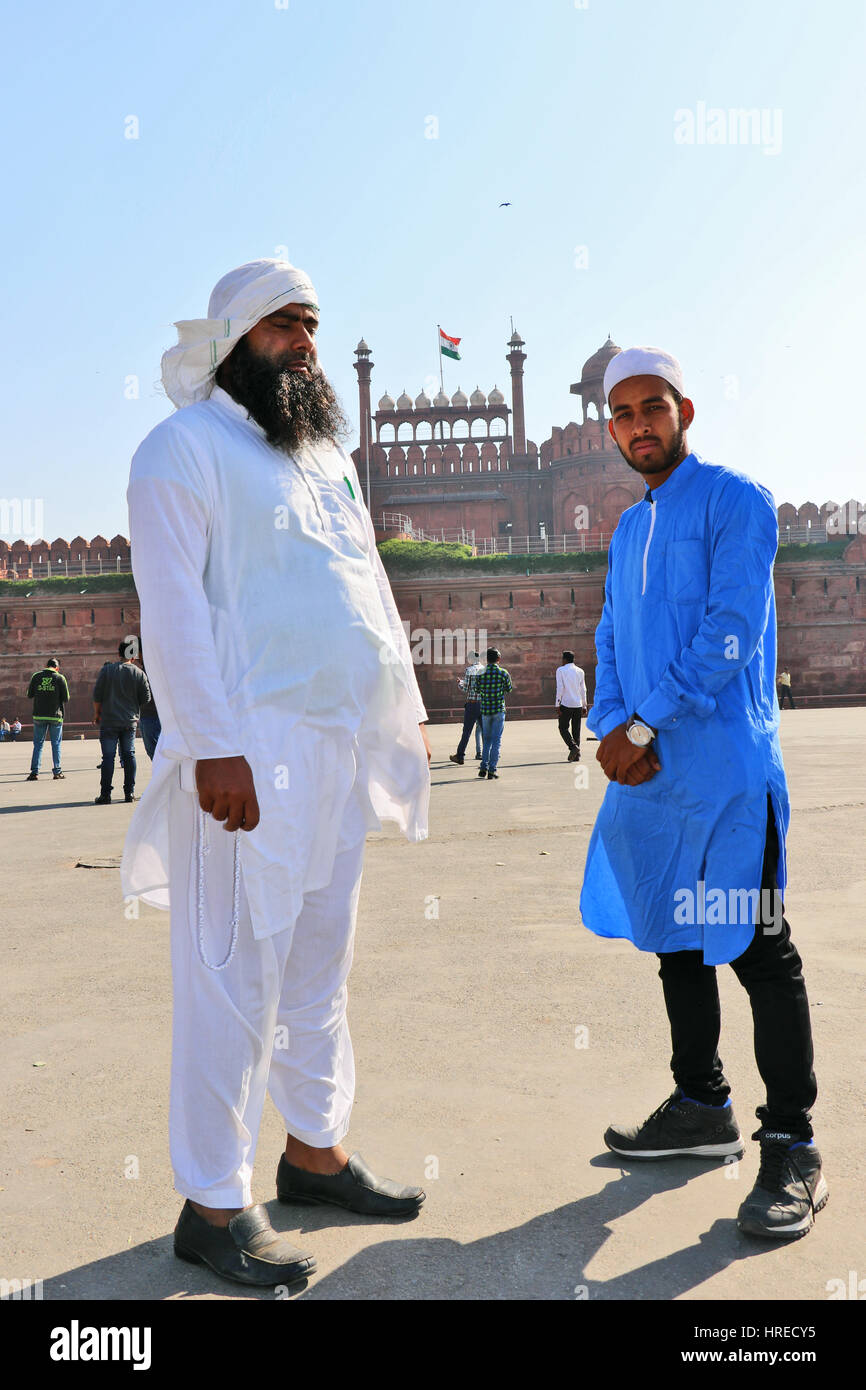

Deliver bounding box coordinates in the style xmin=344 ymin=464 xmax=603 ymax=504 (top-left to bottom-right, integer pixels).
xmin=656 ymin=798 xmax=817 ymax=1139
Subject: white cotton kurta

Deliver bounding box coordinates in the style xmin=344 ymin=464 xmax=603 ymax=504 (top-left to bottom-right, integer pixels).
xmin=121 ymin=385 xmax=430 ymax=941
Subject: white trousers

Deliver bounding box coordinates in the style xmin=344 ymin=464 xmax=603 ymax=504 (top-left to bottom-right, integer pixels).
xmin=167 ymin=767 xmax=368 ymax=1207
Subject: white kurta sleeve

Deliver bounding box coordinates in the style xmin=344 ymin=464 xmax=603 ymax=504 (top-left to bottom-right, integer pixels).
xmin=127 ymin=419 xmax=247 ymax=762
xmin=345 ymin=454 xmax=428 ymax=724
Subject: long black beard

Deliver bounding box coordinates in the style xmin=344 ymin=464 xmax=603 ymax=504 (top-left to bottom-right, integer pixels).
xmin=219 ymin=334 xmax=350 ymax=454
xmin=617 ymin=415 xmax=686 ymax=476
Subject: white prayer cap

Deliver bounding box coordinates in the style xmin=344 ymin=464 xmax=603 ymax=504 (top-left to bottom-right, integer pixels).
xmin=161 ymin=258 xmax=319 ymax=409
xmin=603 ymin=346 xmax=685 ymax=405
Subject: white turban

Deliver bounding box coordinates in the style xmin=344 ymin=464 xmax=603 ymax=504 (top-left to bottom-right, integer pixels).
xmin=161 ymin=258 xmax=319 ymax=409
xmin=603 ymin=346 xmax=685 ymax=404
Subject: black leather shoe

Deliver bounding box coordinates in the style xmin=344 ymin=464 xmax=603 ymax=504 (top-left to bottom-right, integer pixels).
xmin=173 ymin=1201 xmax=316 ymax=1287
xmin=276 ymin=1152 xmax=425 ymax=1217
xmin=94 ymin=794 xmax=111 ymax=804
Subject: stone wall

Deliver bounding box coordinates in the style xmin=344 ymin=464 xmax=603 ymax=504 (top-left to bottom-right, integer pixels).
xmin=2 ymin=540 xmax=864 ymax=727
xmin=397 ymin=544 xmax=866 ymax=714
xmin=0 ymin=596 xmax=141 ymax=729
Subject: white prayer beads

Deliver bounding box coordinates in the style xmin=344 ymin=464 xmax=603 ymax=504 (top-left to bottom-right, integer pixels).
xmin=195 ymin=804 xmax=241 ymax=970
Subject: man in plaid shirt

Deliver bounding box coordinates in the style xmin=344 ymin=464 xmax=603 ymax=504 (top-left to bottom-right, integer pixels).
xmin=475 ymin=648 xmax=513 ymax=780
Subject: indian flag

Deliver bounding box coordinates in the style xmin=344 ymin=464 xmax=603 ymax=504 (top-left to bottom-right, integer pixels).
xmin=439 ymin=328 xmax=461 ymax=361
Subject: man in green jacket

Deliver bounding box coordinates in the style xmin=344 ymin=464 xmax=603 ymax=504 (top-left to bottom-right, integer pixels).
xmin=26 ymin=658 xmax=70 ymax=781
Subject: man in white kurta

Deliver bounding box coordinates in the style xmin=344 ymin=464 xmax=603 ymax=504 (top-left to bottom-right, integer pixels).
xmin=121 ymin=259 xmax=430 ymax=1288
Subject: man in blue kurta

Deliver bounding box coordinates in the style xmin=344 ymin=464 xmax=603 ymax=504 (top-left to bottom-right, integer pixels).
xmin=579 ymin=346 xmax=827 ymax=1240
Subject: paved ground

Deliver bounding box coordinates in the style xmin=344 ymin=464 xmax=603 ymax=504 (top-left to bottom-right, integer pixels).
xmin=1 ymin=709 xmax=863 ymax=1301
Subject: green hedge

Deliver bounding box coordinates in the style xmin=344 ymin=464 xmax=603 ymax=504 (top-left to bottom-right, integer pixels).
xmin=377 ymin=540 xmax=610 ymax=576
xmin=378 ymin=538 xmax=855 ymax=576
xmin=0 ymin=572 xmax=136 ymax=595
xmin=775 ymin=539 xmax=850 ymax=562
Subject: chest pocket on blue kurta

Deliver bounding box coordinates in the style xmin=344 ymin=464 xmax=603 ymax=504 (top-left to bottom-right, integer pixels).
xmin=665 ymin=538 xmax=709 ymax=604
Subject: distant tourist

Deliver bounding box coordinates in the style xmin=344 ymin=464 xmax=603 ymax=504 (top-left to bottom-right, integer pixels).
xmin=777 ymin=669 xmax=795 ymax=709
xmin=134 ymin=646 xmax=162 ymax=760
xmin=0 ymin=718 xmax=10 ymax=741
xmin=92 ymin=638 xmax=152 ymax=804
xmin=10 ymin=717 xmax=22 ymax=741
xmin=25 ymin=658 xmax=70 ymax=781
xmin=449 ymin=650 xmax=484 ymax=765
xmin=555 ymin=650 xmax=587 ymax=762
xmin=475 ymin=647 xmax=513 ymax=780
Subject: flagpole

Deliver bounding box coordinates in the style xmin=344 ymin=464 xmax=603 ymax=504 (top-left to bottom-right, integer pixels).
xmin=436 ymin=323 xmax=445 ymax=453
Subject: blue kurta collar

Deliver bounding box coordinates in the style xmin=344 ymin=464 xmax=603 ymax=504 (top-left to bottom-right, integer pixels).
xmin=643 ymin=451 xmax=700 ymax=503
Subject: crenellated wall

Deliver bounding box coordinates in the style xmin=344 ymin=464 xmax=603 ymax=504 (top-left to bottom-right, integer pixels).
xmin=3 ymin=499 xmax=863 ymax=578
xmin=0 ymin=534 xmax=131 ymax=579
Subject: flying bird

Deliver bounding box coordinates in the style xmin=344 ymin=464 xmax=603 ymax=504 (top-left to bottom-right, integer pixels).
xmin=499 ymin=201 xmax=511 ymax=207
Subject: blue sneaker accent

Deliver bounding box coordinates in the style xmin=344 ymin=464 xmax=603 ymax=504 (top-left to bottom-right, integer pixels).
xmin=679 ymin=1093 xmax=731 ymax=1109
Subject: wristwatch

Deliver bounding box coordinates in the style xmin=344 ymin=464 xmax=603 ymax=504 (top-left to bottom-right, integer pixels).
xmin=625 ymin=712 xmax=657 ymax=747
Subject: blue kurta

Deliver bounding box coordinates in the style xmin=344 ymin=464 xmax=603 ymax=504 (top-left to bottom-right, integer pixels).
xmin=579 ymin=451 xmax=790 ymax=966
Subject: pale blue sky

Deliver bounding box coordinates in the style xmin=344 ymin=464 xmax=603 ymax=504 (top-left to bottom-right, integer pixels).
xmin=2 ymin=0 xmax=863 ymax=542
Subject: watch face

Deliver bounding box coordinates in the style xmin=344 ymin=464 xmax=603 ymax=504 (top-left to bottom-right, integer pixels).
xmin=628 ymin=722 xmax=652 ymax=747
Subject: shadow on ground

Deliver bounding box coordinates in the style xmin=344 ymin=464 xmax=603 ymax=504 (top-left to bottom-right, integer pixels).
xmin=36 ymin=1155 xmax=777 ymax=1302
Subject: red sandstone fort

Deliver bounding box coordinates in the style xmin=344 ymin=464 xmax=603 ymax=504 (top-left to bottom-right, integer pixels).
xmin=1 ymin=334 xmax=864 ymax=724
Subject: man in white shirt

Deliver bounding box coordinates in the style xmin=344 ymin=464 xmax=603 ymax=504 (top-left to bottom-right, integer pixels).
xmin=555 ymin=650 xmax=587 ymax=762
xmin=122 ymin=259 xmax=432 ymax=1289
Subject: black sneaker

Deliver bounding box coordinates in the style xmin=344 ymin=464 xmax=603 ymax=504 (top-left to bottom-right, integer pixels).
xmin=487 ymin=770 xmax=498 ymax=779
xmin=737 ymin=1131 xmax=828 ymax=1239
xmin=26 ymin=772 xmax=38 ymax=781
xmin=478 ymin=767 xmax=487 ymax=777
xmin=604 ymin=1089 xmax=744 ymax=1160
xmin=53 ymin=770 xmax=65 ymax=779
xmin=94 ymin=794 xmax=112 ymax=805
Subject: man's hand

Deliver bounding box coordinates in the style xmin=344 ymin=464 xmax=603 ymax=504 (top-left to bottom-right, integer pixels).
xmin=596 ymin=722 xmax=661 ymax=785
xmin=419 ymin=722 xmax=432 ymax=765
xmin=195 ymin=755 xmax=260 ymax=832
xmin=621 ymin=751 xmax=661 ymax=785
